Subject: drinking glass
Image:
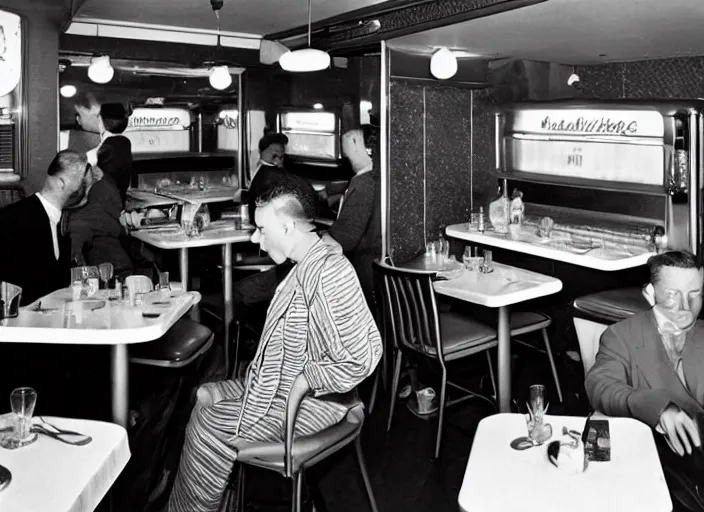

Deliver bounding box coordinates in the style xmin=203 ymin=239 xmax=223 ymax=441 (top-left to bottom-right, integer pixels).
xmin=463 ymin=246 xmax=473 ymax=268
xmin=157 ymin=271 xmax=171 ymax=302
xmin=481 ymin=250 xmax=494 ymax=273
xmin=11 ymin=387 xmax=37 ymax=443
xmin=99 ymin=262 xmax=114 ymax=290
xmin=526 ymin=384 xmax=552 ymax=443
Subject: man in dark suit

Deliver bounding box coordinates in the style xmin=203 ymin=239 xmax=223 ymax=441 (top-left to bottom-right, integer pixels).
xmin=0 ymin=150 xmax=91 ymax=305
xmin=322 ymin=127 xmax=381 ymax=310
xmin=0 ymin=150 xmax=94 ymax=415
xmin=586 ymin=250 xmax=704 ymax=511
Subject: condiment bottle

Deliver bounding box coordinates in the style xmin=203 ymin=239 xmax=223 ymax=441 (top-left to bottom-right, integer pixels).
xmin=478 ymin=206 xmax=485 ymax=233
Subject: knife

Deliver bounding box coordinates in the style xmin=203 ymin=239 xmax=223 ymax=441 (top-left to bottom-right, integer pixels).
xmin=582 ymin=409 xmax=595 ymax=445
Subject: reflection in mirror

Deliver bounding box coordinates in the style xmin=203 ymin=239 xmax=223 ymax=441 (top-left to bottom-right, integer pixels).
xmin=0 ymin=10 xmax=23 ymax=194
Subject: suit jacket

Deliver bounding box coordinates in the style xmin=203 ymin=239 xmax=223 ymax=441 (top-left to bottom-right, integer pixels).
xmin=98 ymin=135 xmax=132 ymax=204
xmin=585 ymin=309 xmax=704 ymax=427
xmin=65 ymin=178 xmax=133 ymax=278
xmin=0 ymin=195 xmax=70 ymax=305
xmin=233 ymin=240 xmax=383 ymax=441
xmin=328 ymin=169 xmax=381 ymax=305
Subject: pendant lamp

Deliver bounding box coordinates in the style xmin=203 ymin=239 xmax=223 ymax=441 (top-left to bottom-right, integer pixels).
xmin=209 ymin=65 xmax=232 ymax=90
xmin=430 ymin=48 xmax=457 ymax=80
xmin=88 ymin=55 xmax=114 ymax=84
xmin=279 ymin=0 xmax=330 ymax=72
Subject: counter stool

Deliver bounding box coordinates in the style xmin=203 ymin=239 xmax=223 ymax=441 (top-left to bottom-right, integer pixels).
xmin=506 ymin=311 xmax=563 ymax=403
xmin=573 ymin=286 xmax=650 ymax=374
xmin=130 ymin=318 xmax=214 ymax=368
xmin=228 ymin=394 xmax=379 ymax=512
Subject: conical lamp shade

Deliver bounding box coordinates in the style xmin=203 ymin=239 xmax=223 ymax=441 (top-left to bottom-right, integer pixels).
xmin=280 ymin=48 xmax=330 ymax=72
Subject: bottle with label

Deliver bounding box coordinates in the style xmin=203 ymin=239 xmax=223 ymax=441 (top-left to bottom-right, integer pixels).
xmin=478 ymin=206 xmax=485 ymax=233
xmin=489 ymin=180 xmax=510 ymax=234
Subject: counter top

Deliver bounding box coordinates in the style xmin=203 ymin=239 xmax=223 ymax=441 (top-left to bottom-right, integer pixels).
xmin=446 ymin=223 xmax=654 ymax=272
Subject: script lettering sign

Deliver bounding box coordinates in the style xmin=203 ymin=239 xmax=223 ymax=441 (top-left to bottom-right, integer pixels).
xmin=512 ymin=109 xmax=665 ymax=138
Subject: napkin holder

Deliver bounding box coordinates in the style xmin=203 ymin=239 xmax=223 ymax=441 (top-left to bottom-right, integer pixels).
xmin=0 ymin=282 xmax=21 ymax=319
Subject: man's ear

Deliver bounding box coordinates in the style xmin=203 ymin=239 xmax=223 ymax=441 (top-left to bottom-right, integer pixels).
xmin=643 ymin=283 xmax=656 ymax=306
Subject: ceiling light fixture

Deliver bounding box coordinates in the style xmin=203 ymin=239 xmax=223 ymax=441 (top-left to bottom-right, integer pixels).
xmin=60 ymin=85 xmax=77 ymax=98
xmin=567 ymin=73 xmax=580 ymax=86
xmin=313 ymin=103 xmax=323 ymax=110
xmin=207 ymin=0 xmax=232 ymax=90
xmin=209 ymin=65 xmax=232 ymax=90
xmin=87 ymin=55 xmax=114 ymax=84
xmin=279 ymin=0 xmax=330 ymax=73
xmin=430 ymin=48 xmax=458 ymax=80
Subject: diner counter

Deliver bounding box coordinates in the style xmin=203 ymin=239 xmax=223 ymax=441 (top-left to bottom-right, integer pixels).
xmin=446 ymin=223 xmax=654 ymax=271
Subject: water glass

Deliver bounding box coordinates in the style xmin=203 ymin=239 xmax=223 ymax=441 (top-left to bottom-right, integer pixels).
xmin=11 ymin=387 xmax=37 ymax=443
xmin=481 ymin=250 xmax=494 ymax=273
xmin=98 ymin=262 xmax=114 ymax=289
xmin=526 ymin=384 xmax=552 ymax=443
xmin=157 ymin=271 xmax=171 ymax=302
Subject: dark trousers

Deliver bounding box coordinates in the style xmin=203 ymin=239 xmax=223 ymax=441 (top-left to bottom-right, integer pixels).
xmin=656 ymin=433 xmax=704 ymax=511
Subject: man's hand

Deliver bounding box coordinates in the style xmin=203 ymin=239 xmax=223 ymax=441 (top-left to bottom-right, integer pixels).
xmin=196 ymin=382 xmax=224 ymax=407
xmin=658 ymin=405 xmax=701 ymax=456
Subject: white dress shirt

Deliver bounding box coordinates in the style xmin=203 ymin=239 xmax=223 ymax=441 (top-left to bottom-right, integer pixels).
xmin=36 ymin=193 xmax=62 ymax=261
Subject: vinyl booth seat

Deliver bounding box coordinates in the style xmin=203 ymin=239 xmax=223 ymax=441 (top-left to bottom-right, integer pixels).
xmin=130 ymin=318 xmax=214 ymax=368
xmin=573 ymin=286 xmax=651 ymax=325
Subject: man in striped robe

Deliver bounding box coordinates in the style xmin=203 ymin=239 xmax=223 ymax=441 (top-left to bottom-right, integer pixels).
xmin=168 ymin=174 xmax=383 ymax=512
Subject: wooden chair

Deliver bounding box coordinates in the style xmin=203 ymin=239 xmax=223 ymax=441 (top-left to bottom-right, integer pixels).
xmin=373 ymin=259 xmax=498 ymax=459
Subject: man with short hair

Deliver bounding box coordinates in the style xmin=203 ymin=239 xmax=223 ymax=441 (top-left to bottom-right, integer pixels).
xmin=168 ymin=174 xmax=382 ymax=512
xmin=0 ymin=149 xmax=91 ymax=304
xmin=586 ymin=250 xmax=704 ymax=511
xmin=323 ymin=127 xmax=381 ymax=309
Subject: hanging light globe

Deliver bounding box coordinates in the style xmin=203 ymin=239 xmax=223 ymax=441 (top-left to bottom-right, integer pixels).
xmin=279 ymin=48 xmax=330 ymax=73
xmin=60 ymin=85 xmax=77 ymax=98
xmin=209 ymin=65 xmax=232 ymax=90
xmin=87 ymin=56 xmax=114 ymax=84
xmin=430 ymin=48 xmax=458 ymax=80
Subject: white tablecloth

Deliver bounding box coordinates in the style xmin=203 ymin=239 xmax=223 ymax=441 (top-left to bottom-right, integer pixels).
xmin=0 ymin=416 xmax=130 ymax=512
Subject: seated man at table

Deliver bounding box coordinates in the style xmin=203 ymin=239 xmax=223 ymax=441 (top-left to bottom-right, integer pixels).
xmin=586 ymin=250 xmax=704 ymax=511
xmin=168 ymin=175 xmax=382 ymax=512
xmin=321 ymin=127 xmax=381 ymax=311
xmin=0 ymin=150 xmax=91 ymax=304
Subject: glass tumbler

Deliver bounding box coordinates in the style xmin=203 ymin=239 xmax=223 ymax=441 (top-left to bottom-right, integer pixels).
xmin=11 ymin=387 xmax=37 ymax=443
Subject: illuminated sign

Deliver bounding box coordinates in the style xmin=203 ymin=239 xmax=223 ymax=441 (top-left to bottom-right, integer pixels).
xmin=0 ymin=11 xmax=22 ymax=98
xmin=126 ymin=108 xmax=192 ymax=131
xmin=512 ymin=109 xmax=665 ymax=138
xmin=281 ymin=112 xmax=336 ymax=133
xmin=218 ymin=109 xmax=238 ymax=130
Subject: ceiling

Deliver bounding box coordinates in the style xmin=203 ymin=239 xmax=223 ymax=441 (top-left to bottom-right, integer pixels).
xmin=74 ymin=0 xmax=389 ymax=37
xmin=390 ymin=0 xmax=704 ymax=64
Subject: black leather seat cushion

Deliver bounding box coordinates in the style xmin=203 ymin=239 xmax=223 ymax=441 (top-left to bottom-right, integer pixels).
xmin=131 ymin=318 xmax=213 ymax=362
xmin=573 ymin=287 xmax=650 ymax=324
xmin=430 ymin=312 xmax=497 ymax=360
xmin=508 ymin=311 xmax=551 ymax=335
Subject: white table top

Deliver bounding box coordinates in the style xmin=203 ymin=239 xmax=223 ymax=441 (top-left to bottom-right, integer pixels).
xmin=156 ymin=188 xmax=236 ymax=205
xmin=0 ymin=416 xmax=130 ymax=512
xmin=446 ymin=223 xmax=654 ymax=271
xmin=405 ymin=256 xmax=562 ymax=308
xmin=0 ymin=289 xmax=200 ymax=345
xmin=131 ymin=221 xmax=253 ymax=250
xmin=125 ymin=189 xmax=182 ymax=208
xmin=459 ymin=413 xmax=671 ymax=512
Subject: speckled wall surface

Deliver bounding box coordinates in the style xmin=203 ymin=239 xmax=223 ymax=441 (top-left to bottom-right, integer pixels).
xmin=388 ymin=80 xmax=426 ymax=263
xmin=388 ymin=80 xmax=474 ymax=263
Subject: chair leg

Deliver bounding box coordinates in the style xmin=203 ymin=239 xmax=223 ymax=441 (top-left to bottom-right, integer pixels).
xmin=354 ymin=436 xmax=380 ymax=512
xmin=368 ymin=368 xmax=380 ymax=415
xmin=541 ymin=329 xmax=563 ymax=403
xmin=292 ymin=471 xmax=303 ymax=512
xmin=387 ymin=350 xmax=403 ymax=432
xmin=486 ymin=351 xmax=497 ymax=400
xmin=434 ymin=367 xmax=448 ymax=459
xmin=231 ymin=321 xmax=242 ymax=380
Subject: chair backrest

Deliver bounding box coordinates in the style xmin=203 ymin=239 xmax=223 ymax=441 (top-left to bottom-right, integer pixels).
xmin=372 ymin=258 xmax=444 ymax=358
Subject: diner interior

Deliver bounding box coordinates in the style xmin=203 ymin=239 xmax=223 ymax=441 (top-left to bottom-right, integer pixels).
xmin=1 ymin=0 xmax=704 ymax=511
